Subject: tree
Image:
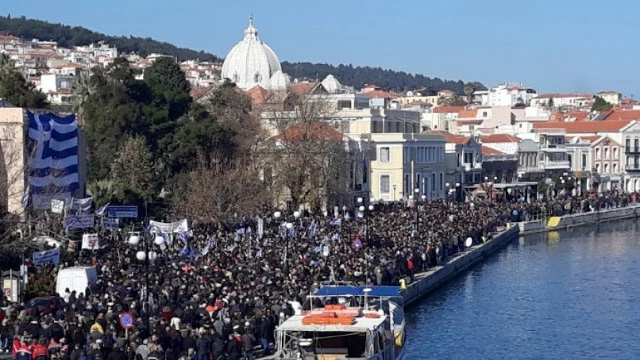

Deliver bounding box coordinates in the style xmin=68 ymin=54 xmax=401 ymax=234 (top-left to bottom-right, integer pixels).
xmin=71 ymin=71 xmax=94 ymax=126
xmin=0 ymin=54 xmax=48 ymax=108
xmin=591 ymin=96 xmax=613 ymax=111
xmin=548 ymin=97 xmax=554 ymax=108
xmin=438 ymin=95 xmax=467 ymax=106
xmin=463 ymin=83 xmax=476 ymax=103
xmin=263 ymin=94 xmax=352 ymax=210
xmin=86 ymin=180 xmax=118 ymax=208
xmin=144 ymin=57 xmax=190 ymax=94
xmin=110 ymin=136 xmax=157 ymax=202
xmin=170 ymin=153 xmax=267 ymax=222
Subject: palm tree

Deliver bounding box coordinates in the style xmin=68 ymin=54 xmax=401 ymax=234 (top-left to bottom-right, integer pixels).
xmin=71 ymin=71 xmax=95 ymax=126
xmin=463 ymin=83 xmax=476 ymax=104
xmin=86 ymin=179 xmax=117 ymax=208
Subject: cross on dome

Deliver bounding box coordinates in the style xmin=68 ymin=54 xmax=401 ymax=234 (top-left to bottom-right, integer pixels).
xmin=244 ymin=15 xmax=259 ymax=40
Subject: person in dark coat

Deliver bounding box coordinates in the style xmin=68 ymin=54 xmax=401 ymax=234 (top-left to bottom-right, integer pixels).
xmin=224 ymin=334 xmax=240 ymax=360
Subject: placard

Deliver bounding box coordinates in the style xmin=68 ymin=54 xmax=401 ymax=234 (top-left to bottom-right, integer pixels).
xmin=82 ymin=233 xmax=100 ymax=250
xmin=32 ymin=248 xmax=61 ymax=266
xmin=64 ymin=215 xmax=95 ymax=229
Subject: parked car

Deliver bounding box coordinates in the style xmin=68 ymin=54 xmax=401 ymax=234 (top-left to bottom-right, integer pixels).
xmin=25 ymin=296 xmax=63 ymax=315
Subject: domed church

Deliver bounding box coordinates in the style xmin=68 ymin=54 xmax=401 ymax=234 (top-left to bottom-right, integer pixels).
xmin=221 ymin=16 xmax=291 ymax=91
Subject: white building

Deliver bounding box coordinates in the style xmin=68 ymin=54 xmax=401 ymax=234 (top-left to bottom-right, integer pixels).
xmin=475 ymin=83 xmax=537 ymax=107
xmin=531 ymin=93 xmax=592 ymax=108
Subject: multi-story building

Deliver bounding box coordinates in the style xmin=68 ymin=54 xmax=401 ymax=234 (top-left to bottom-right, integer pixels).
xmin=428 ymin=131 xmax=482 ymax=186
xmin=370 ymin=133 xmax=446 ymax=202
xmin=531 ymin=93 xmax=592 ymax=109
xmin=474 ymin=83 xmax=537 ymax=107
xmin=591 ymin=136 xmax=623 ymax=191
xmin=595 ymin=91 xmax=622 ymax=106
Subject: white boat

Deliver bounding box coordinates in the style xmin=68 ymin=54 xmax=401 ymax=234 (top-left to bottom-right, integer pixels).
xmin=267 ymin=285 xmax=405 ymax=360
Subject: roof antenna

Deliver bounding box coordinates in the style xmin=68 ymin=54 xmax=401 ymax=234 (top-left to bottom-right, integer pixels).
xmin=249 ymin=13 xmax=253 ymax=26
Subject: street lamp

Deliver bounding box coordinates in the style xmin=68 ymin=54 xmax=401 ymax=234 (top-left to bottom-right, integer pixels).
xmin=284 ymin=222 xmax=294 ymax=271
xmin=128 ymin=228 xmax=161 ymax=337
xmin=455 ymin=182 xmax=461 ymax=202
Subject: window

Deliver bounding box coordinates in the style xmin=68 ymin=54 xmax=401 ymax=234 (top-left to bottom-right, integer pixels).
xmin=613 ymin=147 xmax=618 ymax=159
xmin=581 ymin=154 xmax=587 ymax=170
xmin=253 ymin=72 xmax=261 ymax=83
xmin=380 ymin=147 xmax=390 ymax=163
xmin=626 ymin=138 xmax=631 ymax=151
xmin=613 ymin=163 xmax=618 ymax=173
xmin=604 ymin=147 xmax=610 ymax=159
xmin=403 ymin=147 xmax=409 ymax=163
xmin=595 ymin=163 xmax=600 ymax=173
xmin=596 ymin=148 xmax=601 ymax=160
xmin=604 ymin=163 xmax=609 ymax=174
xmin=380 ymin=175 xmax=390 ymax=194
xmin=482 ymin=111 xmax=488 ymax=117
xmin=416 ymin=174 xmax=421 ymax=194
xmin=440 ymin=173 xmax=444 ymax=191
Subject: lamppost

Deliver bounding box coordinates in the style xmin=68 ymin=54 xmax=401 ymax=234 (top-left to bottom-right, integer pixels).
xmin=455 ymin=182 xmax=461 ymax=202
xmin=128 ymin=230 xmax=161 ymax=336
xmin=414 ymin=188 xmax=420 ymax=232
xmin=284 ymin=221 xmax=293 ymax=271
xmin=393 ymin=185 xmax=397 ymax=201
xmin=358 ymin=200 xmax=375 ymax=285
xmin=445 ymin=183 xmax=450 ymax=203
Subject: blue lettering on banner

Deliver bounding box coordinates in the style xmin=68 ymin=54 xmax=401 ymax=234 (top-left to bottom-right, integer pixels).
xmin=32 ymin=248 xmax=61 ymax=266
xmin=63 ymin=215 xmax=95 ymax=229
xmin=102 ymin=217 xmax=120 ymax=229
xmin=106 ymin=206 xmax=138 ymax=218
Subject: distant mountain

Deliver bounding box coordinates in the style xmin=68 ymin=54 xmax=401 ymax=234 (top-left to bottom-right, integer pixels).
xmin=0 ymin=15 xmax=220 ymax=61
xmin=0 ymin=15 xmax=485 ymax=93
xmin=282 ymin=62 xmax=485 ymax=94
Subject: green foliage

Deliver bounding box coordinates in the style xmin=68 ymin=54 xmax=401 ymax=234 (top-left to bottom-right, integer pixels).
xmin=281 ymin=61 xmax=485 ymax=93
xmin=82 ymin=56 xmax=240 ymax=209
xmin=0 ymin=54 xmax=48 ymax=108
xmin=548 ymin=97 xmax=554 ymax=107
xmin=0 ymin=16 xmax=219 ymax=61
xmin=86 ymin=180 xmax=118 ymax=207
xmin=25 ymin=269 xmax=56 ymax=299
xmin=591 ymin=96 xmax=613 ymax=111
xmin=110 ymin=136 xmax=158 ymax=201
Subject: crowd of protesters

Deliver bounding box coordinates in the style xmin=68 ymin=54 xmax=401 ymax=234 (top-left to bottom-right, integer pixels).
xmin=0 ymin=188 xmax=637 ymax=360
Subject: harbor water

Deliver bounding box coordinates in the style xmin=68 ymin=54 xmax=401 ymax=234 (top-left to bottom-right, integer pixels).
xmin=405 ymin=219 xmax=640 ymax=360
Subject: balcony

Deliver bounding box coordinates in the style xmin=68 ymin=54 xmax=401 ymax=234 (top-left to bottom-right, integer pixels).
xmin=463 ymin=163 xmax=482 ymax=171
xmin=626 ymin=164 xmax=640 ymax=172
xmin=625 ymin=146 xmax=640 ymax=154
xmin=540 ymin=143 xmax=567 ymax=152
xmin=542 ymin=160 xmax=571 ymax=169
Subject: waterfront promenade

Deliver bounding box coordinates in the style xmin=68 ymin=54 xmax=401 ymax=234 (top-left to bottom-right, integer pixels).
xmin=400 ymin=204 xmax=640 ymax=306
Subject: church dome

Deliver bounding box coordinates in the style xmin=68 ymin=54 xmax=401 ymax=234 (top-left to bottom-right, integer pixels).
xmin=221 ymin=16 xmax=282 ymax=91
xmin=269 ymin=70 xmax=291 ymax=90
xmin=321 ymin=74 xmax=342 ymax=93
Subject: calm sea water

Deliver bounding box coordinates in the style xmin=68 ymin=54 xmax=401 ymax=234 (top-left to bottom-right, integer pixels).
xmin=405 ymin=220 xmax=640 ymax=360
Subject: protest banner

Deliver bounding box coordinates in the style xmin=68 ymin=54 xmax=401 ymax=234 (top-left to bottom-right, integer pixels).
xmin=82 ymin=233 xmax=100 ymax=250
xmin=32 ymin=248 xmax=61 ymax=266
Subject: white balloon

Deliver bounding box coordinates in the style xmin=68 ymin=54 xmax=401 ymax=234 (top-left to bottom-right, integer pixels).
xmin=154 ymin=236 xmax=165 ymax=246
xmin=465 ymin=237 xmax=473 ymax=247
xmin=160 ymin=244 xmax=167 ymax=251
xmin=136 ymin=251 xmax=146 ymax=261
xmin=148 ymin=251 xmax=158 ymax=262
xmin=128 ymin=235 xmax=140 ymax=246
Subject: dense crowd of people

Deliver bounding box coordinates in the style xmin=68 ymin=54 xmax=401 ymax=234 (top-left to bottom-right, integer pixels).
xmin=0 ymin=189 xmax=636 ymax=360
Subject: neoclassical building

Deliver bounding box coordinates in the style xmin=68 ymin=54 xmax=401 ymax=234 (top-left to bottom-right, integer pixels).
xmin=221 ymin=16 xmax=291 ymax=91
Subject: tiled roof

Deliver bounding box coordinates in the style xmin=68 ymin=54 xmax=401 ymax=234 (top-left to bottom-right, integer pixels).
xmin=457 ymin=110 xmax=478 ymax=118
xmin=290 ymin=82 xmax=318 ymax=96
xmin=566 ymin=135 xmax=601 ymax=143
xmin=532 ymin=120 xmax=632 ymax=133
xmin=426 ymin=130 xmax=470 ymax=145
xmin=481 ymin=146 xmax=504 ymax=155
xmin=247 ymin=85 xmax=270 ymax=105
xmin=480 ymin=134 xmax=521 ymax=143
xmin=274 ymin=122 xmax=344 ymax=142
xmin=601 ymin=109 xmax=640 ymax=121
xmin=365 ymin=90 xmax=391 ymax=99
xmin=433 ymin=106 xmax=466 ymax=113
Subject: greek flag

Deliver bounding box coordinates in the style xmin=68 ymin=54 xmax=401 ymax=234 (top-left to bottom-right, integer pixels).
xmin=96 ymin=202 xmax=109 ymax=216
xmin=255 ymin=249 xmax=263 ymax=259
xmin=26 ymin=112 xmax=79 ymax=207
xmin=309 ymin=221 xmax=318 ymax=237
xmin=329 ymin=218 xmax=341 ymax=226
xmin=69 ymin=197 xmax=93 ymax=215
xmin=178 ymin=229 xmax=192 ymax=243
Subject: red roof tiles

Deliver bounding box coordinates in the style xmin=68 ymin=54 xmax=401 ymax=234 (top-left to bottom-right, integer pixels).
xmin=274 ymin=122 xmax=344 ymax=142
xmin=532 ymin=120 xmax=632 ymax=133
xmin=481 ymin=146 xmax=504 ymax=155
xmin=480 ymin=134 xmax=521 ymax=143
xmin=433 ymin=106 xmax=466 ymax=113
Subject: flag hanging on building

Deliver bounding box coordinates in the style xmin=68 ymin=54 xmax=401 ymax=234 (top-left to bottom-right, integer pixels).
xmin=26 ymin=112 xmax=79 ymax=209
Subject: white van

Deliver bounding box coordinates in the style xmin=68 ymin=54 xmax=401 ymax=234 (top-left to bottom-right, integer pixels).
xmin=55 ymin=266 xmax=98 ymax=297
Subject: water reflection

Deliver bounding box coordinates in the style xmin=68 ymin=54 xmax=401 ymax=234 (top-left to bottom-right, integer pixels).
xmin=406 ymin=219 xmax=640 ymax=360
